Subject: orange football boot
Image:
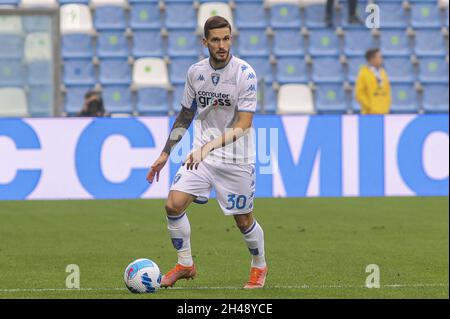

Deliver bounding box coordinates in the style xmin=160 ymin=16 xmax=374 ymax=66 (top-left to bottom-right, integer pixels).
xmin=243 ymin=266 xmax=268 ymax=289
xmin=160 ymin=263 xmax=197 ymax=288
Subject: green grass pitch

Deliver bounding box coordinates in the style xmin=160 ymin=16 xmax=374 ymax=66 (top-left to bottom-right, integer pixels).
xmin=0 ymin=197 xmax=448 ymax=299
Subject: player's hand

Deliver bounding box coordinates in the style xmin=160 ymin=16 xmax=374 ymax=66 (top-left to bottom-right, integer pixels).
xmin=147 ymin=152 xmax=169 ymax=183
xmin=183 ymin=144 xmax=212 ymax=170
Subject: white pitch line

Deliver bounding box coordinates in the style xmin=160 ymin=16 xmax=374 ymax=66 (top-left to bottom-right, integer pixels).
xmin=0 ymin=283 xmax=448 ymax=293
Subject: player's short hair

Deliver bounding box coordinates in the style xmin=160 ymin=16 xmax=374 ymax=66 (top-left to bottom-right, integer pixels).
xmin=365 ymin=48 xmax=380 ymax=62
xmin=204 ymin=16 xmax=231 ymax=39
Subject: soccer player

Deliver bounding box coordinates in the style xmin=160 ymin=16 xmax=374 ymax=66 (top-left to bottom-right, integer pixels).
xmin=146 ymin=16 xmax=267 ymax=289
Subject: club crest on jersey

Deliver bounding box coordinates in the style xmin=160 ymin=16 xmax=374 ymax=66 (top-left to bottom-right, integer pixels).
xmin=211 ymin=73 xmax=220 ymax=86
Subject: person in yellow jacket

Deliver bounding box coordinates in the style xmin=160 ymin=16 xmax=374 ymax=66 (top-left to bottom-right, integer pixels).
xmin=355 ymin=48 xmax=391 ymax=114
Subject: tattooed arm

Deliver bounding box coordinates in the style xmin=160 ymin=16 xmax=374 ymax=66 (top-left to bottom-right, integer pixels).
xmin=146 ymin=106 xmax=196 ymax=183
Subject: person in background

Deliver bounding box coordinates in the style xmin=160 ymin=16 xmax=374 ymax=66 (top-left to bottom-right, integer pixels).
xmin=78 ymin=90 xmax=105 ymax=117
xmin=355 ymin=48 xmax=391 ymax=115
xmin=325 ymin=0 xmax=362 ymax=27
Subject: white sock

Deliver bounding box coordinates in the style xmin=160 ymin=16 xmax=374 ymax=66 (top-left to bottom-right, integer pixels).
xmin=167 ymin=212 xmax=193 ymax=267
xmin=242 ymin=221 xmax=266 ymax=269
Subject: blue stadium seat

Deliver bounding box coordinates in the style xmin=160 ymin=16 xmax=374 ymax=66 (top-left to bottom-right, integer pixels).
xmin=383 ymin=56 xmax=415 ymax=83
xmin=172 ymin=84 xmax=185 ymax=113
xmin=170 ymin=57 xmax=198 ymax=84
xmin=308 ymin=29 xmax=340 ymax=56
xmin=240 ymin=56 xmax=273 ymax=83
xmin=339 ymin=0 xmax=366 ymax=28
xmin=273 ymin=29 xmax=304 ymax=57
xmin=99 ymin=59 xmax=131 ymax=85
xmin=94 ymin=5 xmax=127 ymax=30
xmin=97 ymin=32 xmax=129 ymax=58
xmin=315 ymin=83 xmax=347 ymax=113
xmin=346 ymin=56 xmax=366 ymax=83
xmin=257 ymin=83 xmax=276 ymax=113
xmin=137 ymin=88 xmax=169 ymax=114
xmin=132 ymin=30 xmax=164 ymax=58
xmin=130 ymin=2 xmax=162 ymax=30
xmin=0 ymin=59 xmax=25 ymax=86
xmin=62 ymin=34 xmax=93 ymax=58
xmin=305 ymin=4 xmax=336 ymax=28
xmin=311 ymin=57 xmax=344 ymax=83
xmin=276 ymin=57 xmax=309 ymax=84
xmin=167 ymin=29 xmax=200 ymax=57
xmin=28 ymin=85 xmax=53 ymax=116
xmin=27 ymin=61 xmax=52 ymax=85
xmin=414 ymin=29 xmax=446 ymax=56
xmin=411 ymin=1 xmax=442 ymax=28
xmin=102 ymin=85 xmax=133 ymax=113
xmin=344 ymin=29 xmax=376 ymax=56
xmin=237 ymin=29 xmax=270 ymax=57
xmin=0 ymin=0 xmax=19 ymax=4
xmin=418 ymin=56 xmax=449 ymax=83
xmin=63 ymin=58 xmax=96 ymax=85
xmin=165 ymin=2 xmax=196 ymax=29
xmin=390 ymin=83 xmax=419 ymax=113
xmin=380 ymin=29 xmax=411 ymax=56
xmin=378 ymin=2 xmax=408 ymax=28
xmin=23 ymin=16 xmax=52 ymax=32
xmin=422 ymin=83 xmax=449 ymax=112
xmin=64 ymin=85 xmax=94 ymax=114
xmin=235 ymin=2 xmax=267 ymax=28
xmin=0 ymin=35 xmax=23 ymax=59
xmin=269 ymin=4 xmax=301 ymax=29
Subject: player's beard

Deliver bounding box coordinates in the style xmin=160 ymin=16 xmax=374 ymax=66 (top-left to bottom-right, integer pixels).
xmin=208 ymin=46 xmax=230 ymax=65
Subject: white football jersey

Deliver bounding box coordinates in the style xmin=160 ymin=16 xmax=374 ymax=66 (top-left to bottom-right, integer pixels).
xmin=181 ymin=55 xmax=257 ymax=164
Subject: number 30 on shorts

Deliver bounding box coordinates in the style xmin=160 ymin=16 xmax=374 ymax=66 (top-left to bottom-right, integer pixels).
xmin=226 ymin=194 xmax=247 ymax=210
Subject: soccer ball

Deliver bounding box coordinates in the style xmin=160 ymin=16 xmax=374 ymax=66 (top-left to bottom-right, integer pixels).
xmin=124 ymin=258 xmax=162 ymax=293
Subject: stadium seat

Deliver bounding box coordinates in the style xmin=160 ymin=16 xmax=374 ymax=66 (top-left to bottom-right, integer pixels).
xmin=235 ymin=2 xmax=267 ymax=28
xmin=101 ymin=85 xmax=133 ymax=113
xmin=383 ymin=56 xmax=415 ymax=83
xmin=273 ymin=29 xmax=305 ymax=56
xmin=0 ymin=87 xmax=28 ymax=117
xmin=0 ymin=34 xmax=23 ymax=59
xmin=422 ymin=83 xmax=449 ymax=112
xmin=240 ymin=56 xmax=273 ymax=83
xmin=136 ymin=87 xmax=169 ymax=114
xmin=20 ymin=0 xmax=57 ymax=8
xmin=308 ymin=29 xmax=340 ymax=56
xmin=378 ymin=2 xmax=408 ymax=28
xmin=99 ymin=58 xmax=131 ymax=85
xmin=257 ymin=83 xmax=277 ymax=113
xmin=344 ymin=29 xmax=377 ymax=56
xmin=93 ymin=5 xmax=127 ymax=30
xmin=346 ymin=56 xmax=366 ymax=83
xmin=418 ymin=56 xmax=449 ymax=83
xmin=61 ymin=34 xmax=93 ymax=58
xmin=97 ymin=31 xmax=129 ymax=58
xmin=28 ymin=85 xmax=53 ymax=116
xmin=339 ymin=0 xmax=366 ymax=28
xmin=24 ymin=32 xmax=52 ymax=62
xmin=277 ymin=84 xmax=315 ymax=114
xmin=132 ymin=30 xmax=165 ymax=58
xmin=269 ymin=4 xmax=301 ymax=28
xmin=311 ymin=57 xmax=344 ymax=83
xmin=304 ymin=3 xmax=333 ymax=28
xmin=390 ymin=83 xmax=419 ymax=113
xmin=411 ymin=1 xmax=442 ymax=28
xmin=168 ymin=29 xmax=200 ymax=57
xmin=63 ymin=58 xmax=96 ymax=85
xmin=237 ymin=28 xmax=270 ymax=57
xmin=379 ymin=29 xmax=411 ymax=56
xmin=64 ymin=85 xmax=93 ymax=114
xmin=132 ymin=57 xmax=170 ymax=89
xmin=414 ymin=29 xmax=447 ymax=56
xmin=0 ymin=59 xmax=25 ymax=86
xmin=23 ymin=16 xmax=52 ymax=32
xmin=276 ymin=57 xmax=309 ymax=83
xmin=0 ymin=0 xmax=19 ymax=5
xmin=315 ymin=83 xmax=347 ymax=113
xmin=60 ymin=4 xmax=95 ymax=35
xmin=165 ymin=2 xmax=196 ymax=29
xmin=27 ymin=61 xmax=53 ymax=85
xmin=0 ymin=15 xmax=22 ymax=34
xmin=172 ymin=83 xmax=185 ymax=113
xmin=170 ymin=57 xmax=198 ymax=84
xmin=130 ymin=2 xmax=162 ymax=30
xmin=198 ymin=3 xmax=234 ymax=31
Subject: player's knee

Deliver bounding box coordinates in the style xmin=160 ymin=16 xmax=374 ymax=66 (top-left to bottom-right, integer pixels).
xmin=165 ymin=201 xmax=184 ymax=216
xmin=235 ymin=218 xmax=253 ymax=233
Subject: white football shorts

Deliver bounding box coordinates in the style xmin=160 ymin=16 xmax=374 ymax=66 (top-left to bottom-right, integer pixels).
xmin=170 ymin=158 xmax=256 ymax=215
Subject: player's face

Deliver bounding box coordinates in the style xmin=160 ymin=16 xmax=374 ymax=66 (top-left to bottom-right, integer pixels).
xmin=203 ymin=27 xmax=232 ymax=64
